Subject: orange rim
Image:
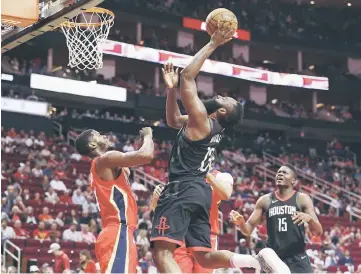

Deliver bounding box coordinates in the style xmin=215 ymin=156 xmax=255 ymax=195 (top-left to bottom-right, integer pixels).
xmin=60 ymin=7 xmax=114 ymax=28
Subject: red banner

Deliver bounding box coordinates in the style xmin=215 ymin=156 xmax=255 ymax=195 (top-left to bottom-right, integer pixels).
xmin=183 ymin=17 xmax=251 ymax=41
xmin=101 ymin=41 xmax=329 ymax=90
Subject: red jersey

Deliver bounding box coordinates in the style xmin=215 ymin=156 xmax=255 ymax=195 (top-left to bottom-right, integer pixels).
xmin=54 ymin=252 xmax=70 ymax=273
xmin=83 ymin=260 xmax=97 ymax=273
xmin=90 ymin=159 xmax=138 ymax=229
xmin=209 ymin=190 xmax=222 ymax=235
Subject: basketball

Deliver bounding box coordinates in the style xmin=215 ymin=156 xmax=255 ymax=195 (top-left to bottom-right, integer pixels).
xmin=205 ymin=8 xmax=238 ymax=36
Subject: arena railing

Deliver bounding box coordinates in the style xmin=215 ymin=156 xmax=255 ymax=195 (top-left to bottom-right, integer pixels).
xmin=262 ymin=152 xmax=361 ymax=206
xmin=3 ymin=240 xmax=21 ymax=273
xmin=133 ymin=168 xmax=224 ymax=235
xmin=253 ymin=164 xmax=361 ymax=221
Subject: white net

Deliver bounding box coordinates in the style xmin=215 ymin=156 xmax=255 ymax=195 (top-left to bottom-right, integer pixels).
xmin=1 ymin=23 xmax=15 ymax=35
xmin=60 ymin=8 xmax=114 ymax=70
xmin=1 ymin=19 xmax=19 ymax=35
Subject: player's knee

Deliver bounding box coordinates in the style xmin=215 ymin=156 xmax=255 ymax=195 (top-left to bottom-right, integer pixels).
xmin=257 ymin=248 xmax=291 ymax=273
xmin=192 ymin=251 xmax=210 ymax=268
xmin=152 ymin=241 xmax=176 ymax=266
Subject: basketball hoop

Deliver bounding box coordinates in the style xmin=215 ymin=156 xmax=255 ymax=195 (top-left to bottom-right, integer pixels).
xmin=60 ymin=7 xmax=114 ymax=70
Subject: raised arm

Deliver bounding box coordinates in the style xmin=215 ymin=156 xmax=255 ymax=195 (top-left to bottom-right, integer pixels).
xmin=293 ymin=193 xmax=323 ymax=236
xmin=230 ymin=194 xmax=269 ymax=236
xmin=163 ymin=62 xmax=188 ymax=129
xmin=95 ymin=127 xmax=154 ymax=171
xmin=179 ymin=23 xmax=235 ymax=135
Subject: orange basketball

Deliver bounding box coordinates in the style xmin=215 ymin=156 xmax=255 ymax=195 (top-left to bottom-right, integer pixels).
xmin=205 ymin=8 xmax=238 ymax=36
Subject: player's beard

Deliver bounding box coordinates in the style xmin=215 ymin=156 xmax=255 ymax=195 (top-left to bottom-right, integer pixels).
xmin=202 ymin=98 xmax=241 ymax=129
xmin=202 ymin=98 xmax=222 ymax=114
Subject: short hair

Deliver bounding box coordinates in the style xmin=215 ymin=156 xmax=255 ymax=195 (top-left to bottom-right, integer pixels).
xmin=283 ymin=163 xmax=297 ymax=177
xmin=226 ymin=102 xmax=244 ymax=127
xmin=75 ymin=129 xmax=94 ymax=156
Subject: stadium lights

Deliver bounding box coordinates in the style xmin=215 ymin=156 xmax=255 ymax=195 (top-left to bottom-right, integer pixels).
xmin=310 ymin=1 xmax=315 ymax=4
xmin=347 ymin=2 xmax=352 ymax=6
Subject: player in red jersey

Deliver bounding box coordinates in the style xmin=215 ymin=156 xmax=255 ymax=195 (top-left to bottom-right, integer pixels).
xmin=75 ymin=127 xmax=154 ymax=274
xmin=151 ymin=170 xmax=235 ymax=273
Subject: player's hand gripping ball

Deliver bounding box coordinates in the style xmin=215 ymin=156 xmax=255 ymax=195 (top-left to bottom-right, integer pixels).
xmin=206 ymin=8 xmax=238 ymax=37
xmin=229 ymin=210 xmax=245 ymax=226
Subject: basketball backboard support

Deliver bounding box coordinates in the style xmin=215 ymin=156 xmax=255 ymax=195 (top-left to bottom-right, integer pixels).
xmin=1 ymin=0 xmax=105 ymax=53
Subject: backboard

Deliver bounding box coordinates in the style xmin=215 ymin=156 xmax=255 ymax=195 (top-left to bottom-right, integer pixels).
xmin=1 ymin=0 xmax=105 ymax=53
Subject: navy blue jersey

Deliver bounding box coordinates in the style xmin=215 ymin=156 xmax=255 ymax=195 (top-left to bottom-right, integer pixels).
xmin=168 ymin=118 xmax=224 ymax=181
xmin=266 ymin=191 xmax=306 ymax=258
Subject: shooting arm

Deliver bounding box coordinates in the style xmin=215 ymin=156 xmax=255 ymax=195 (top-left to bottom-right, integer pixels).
xmin=300 ymin=193 xmax=323 ymax=236
xmin=95 ymin=136 xmax=154 ymax=171
xmin=206 ymin=172 xmax=233 ymax=200
xmin=166 ymin=88 xmax=188 ymax=129
xmin=180 ymin=42 xmax=218 ymax=128
xmin=239 ymin=196 xmax=266 ymax=236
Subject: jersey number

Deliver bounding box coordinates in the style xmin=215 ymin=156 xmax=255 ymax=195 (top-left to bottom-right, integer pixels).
xmin=199 ymin=147 xmax=216 ymax=172
xmin=278 ymin=218 xmax=287 ymax=232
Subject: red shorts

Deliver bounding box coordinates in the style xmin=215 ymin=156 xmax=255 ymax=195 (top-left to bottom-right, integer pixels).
xmin=174 ymin=234 xmax=218 ymax=274
xmin=95 ymin=224 xmax=138 ymax=274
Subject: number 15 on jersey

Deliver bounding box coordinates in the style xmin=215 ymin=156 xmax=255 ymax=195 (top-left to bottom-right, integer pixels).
xmin=278 ymin=217 xmax=287 ymax=232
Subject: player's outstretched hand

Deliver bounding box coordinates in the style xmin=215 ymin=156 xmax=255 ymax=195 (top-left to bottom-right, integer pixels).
xmin=229 ymin=210 xmax=245 ymax=226
xmin=153 ymin=184 xmax=164 ymax=199
xmin=211 ymin=20 xmax=236 ymax=47
xmin=139 ymin=127 xmax=153 ymax=138
xmin=162 ymin=61 xmax=179 ymax=89
xmin=151 ymin=184 xmax=165 ymax=211
xmin=292 ymin=211 xmax=311 ymax=226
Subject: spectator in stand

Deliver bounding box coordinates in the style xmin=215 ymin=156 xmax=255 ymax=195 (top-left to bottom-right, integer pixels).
xmin=339 ymin=250 xmax=354 ymax=270
xmin=136 ymin=229 xmax=150 ymax=249
xmin=80 ymin=224 xmax=96 ymax=244
xmin=49 ymin=222 xmax=61 ymax=242
xmin=72 ymin=188 xmax=86 ymax=205
xmin=30 ymin=192 xmax=42 ymax=207
xmin=10 ymin=205 xmax=23 ymax=222
xmin=139 ymin=251 xmax=156 ymax=273
xmin=79 ymin=210 xmax=92 ymax=226
xmin=64 ymin=209 xmax=79 ymax=225
xmin=32 ymin=165 xmax=43 ymax=178
xmin=22 ymin=189 xmax=31 ymax=202
xmin=1 ymin=219 xmax=15 ymax=242
xmin=75 ymin=174 xmax=87 ymax=187
xmin=1 ymin=197 xmax=11 ymax=217
xmin=48 ymin=243 xmax=70 ymax=274
xmin=33 ymin=221 xmax=49 ymax=240
xmin=45 ymin=188 xmax=59 ymax=205
xmin=82 ymin=196 xmax=97 ymax=214
xmin=54 ymin=212 xmax=64 ymax=227
xmin=79 ymin=250 xmax=97 ymax=273
xmin=14 ymin=220 xmax=28 ymax=239
xmin=59 ymin=190 xmax=72 ymax=204
xmin=24 ymin=206 xmax=37 ymax=225
xmin=38 ymin=207 xmax=53 ymax=223
xmin=325 ymin=250 xmax=338 ymax=268
xmin=235 ymin=239 xmax=251 ymax=255
xmin=63 ymin=223 xmax=81 ymax=242
xmin=50 ymin=175 xmax=67 ymax=192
